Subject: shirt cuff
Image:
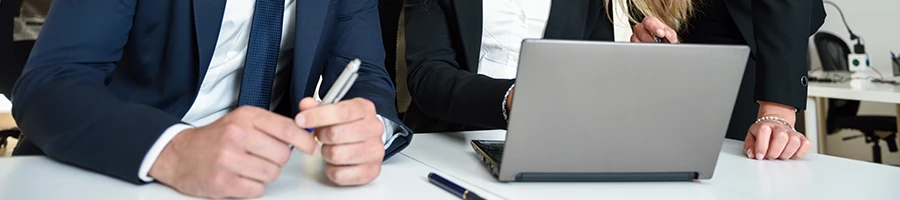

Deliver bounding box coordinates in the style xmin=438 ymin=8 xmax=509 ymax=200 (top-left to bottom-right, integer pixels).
xmin=137 ymin=123 xmax=194 ymax=182
xmin=501 ymin=84 xmax=515 ymax=121
xmin=376 ymin=115 xmax=406 ymax=149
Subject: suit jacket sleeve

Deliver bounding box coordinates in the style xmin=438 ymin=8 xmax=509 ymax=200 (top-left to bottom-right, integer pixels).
xmin=404 ymin=0 xmax=515 ymax=130
xmin=751 ymin=0 xmax=825 ymax=110
xmin=324 ymin=0 xmax=412 ymax=159
xmin=11 ymin=0 xmax=182 ymax=184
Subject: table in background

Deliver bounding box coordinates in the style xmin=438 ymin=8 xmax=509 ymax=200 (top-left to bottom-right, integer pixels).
xmin=0 ymin=151 xmax=499 ymax=200
xmin=401 ymin=131 xmax=900 ymax=200
xmin=805 ymin=81 xmax=900 ymax=153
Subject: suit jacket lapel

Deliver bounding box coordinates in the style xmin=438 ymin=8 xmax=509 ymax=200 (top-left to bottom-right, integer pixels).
xmin=192 ymin=0 xmax=227 ymax=88
xmin=454 ymin=0 xmax=482 ymax=73
xmin=291 ymin=0 xmax=330 ymax=110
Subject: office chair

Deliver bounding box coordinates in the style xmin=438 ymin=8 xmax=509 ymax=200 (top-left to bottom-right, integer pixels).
xmin=814 ymin=32 xmax=899 ymax=164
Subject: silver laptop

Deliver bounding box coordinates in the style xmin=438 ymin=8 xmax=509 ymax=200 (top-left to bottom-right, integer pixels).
xmin=471 ymin=39 xmax=750 ymax=182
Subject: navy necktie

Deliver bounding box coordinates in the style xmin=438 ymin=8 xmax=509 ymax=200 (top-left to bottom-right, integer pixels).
xmin=238 ymin=0 xmax=286 ymax=108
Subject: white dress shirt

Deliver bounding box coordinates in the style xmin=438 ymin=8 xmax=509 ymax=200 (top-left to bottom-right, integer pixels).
xmin=478 ymin=0 xmax=552 ymax=79
xmin=481 ymin=0 xmax=631 ymax=119
xmin=137 ymin=0 xmax=402 ymax=182
xmin=479 ymin=0 xmax=631 ymax=78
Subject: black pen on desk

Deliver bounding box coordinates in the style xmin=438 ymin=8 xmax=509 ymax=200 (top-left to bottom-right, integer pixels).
xmin=428 ymin=172 xmax=486 ymax=200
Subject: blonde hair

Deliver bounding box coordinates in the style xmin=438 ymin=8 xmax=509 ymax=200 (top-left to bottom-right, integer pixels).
xmin=606 ymin=0 xmax=695 ymax=30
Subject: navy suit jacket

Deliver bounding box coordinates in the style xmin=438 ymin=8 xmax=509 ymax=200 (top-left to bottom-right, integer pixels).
xmin=11 ymin=0 xmax=412 ymax=184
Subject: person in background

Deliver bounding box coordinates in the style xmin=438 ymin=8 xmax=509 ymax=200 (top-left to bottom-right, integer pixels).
xmin=404 ymin=0 xmax=824 ymax=160
xmin=628 ymin=0 xmax=825 ymax=160
xmin=11 ymin=0 xmax=411 ymax=198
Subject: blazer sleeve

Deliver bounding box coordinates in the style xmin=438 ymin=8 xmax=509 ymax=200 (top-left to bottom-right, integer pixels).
xmin=11 ymin=0 xmax=182 ymax=184
xmin=751 ymin=0 xmax=825 ymax=110
xmin=325 ymin=0 xmax=412 ymax=159
xmin=404 ymin=0 xmax=515 ymax=130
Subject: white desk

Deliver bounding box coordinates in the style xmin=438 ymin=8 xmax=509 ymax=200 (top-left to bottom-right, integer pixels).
xmin=0 ymin=151 xmax=501 ymax=199
xmin=401 ymin=131 xmax=900 ymax=200
xmin=805 ymin=81 xmax=900 ymax=153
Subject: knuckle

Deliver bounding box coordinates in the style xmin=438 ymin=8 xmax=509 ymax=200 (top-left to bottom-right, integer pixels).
xmin=802 ymin=139 xmax=813 ymax=147
xmin=275 ymin=149 xmax=291 ymax=165
xmin=210 ymin=172 xmax=231 ymax=190
xmin=221 ymin=125 xmax=244 ymax=143
xmin=262 ymin=164 xmax=281 ymax=182
xmin=326 ymin=166 xmax=344 ymax=184
xmin=356 ymin=98 xmax=376 ymax=112
xmin=324 ymin=128 xmax=343 ymax=143
xmin=276 ymin=122 xmax=295 ymax=140
xmin=775 ymin=131 xmax=789 ymax=140
xmin=369 ymin=119 xmax=385 ymax=137
xmin=359 ymin=163 xmax=382 ymax=184
xmin=789 ymin=136 xmax=802 ymax=144
xmin=324 ymin=146 xmax=349 ymax=164
xmin=235 ymin=105 xmax=258 ymax=114
xmin=215 ymin=150 xmax=233 ymax=166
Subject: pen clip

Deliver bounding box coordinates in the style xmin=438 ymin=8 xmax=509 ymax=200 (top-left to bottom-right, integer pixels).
xmin=320 ymin=59 xmax=361 ymax=105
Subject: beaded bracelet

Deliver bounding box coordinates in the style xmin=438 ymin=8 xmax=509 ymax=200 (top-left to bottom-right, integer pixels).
xmin=755 ymin=116 xmax=796 ymax=132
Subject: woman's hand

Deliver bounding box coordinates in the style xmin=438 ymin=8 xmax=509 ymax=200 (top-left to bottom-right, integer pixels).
xmin=744 ymin=101 xmax=813 ymax=160
xmin=630 ymin=16 xmax=679 ymax=43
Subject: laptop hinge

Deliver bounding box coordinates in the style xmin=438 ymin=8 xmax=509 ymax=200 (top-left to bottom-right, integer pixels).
xmin=515 ymin=172 xmax=698 ymax=182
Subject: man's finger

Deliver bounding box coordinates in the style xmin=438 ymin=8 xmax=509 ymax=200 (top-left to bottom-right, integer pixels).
xmin=298 ymin=97 xmax=319 ymax=111
xmin=251 ymin=111 xmax=318 ymax=155
xmin=321 ymin=139 xmax=385 ymax=165
xmin=224 ymin=152 xmax=282 ymax=183
xmin=766 ymin=128 xmax=790 ymax=159
xmin=778 ymin=134 xmax=802 ymax=160
xmin=754 ymin=123 xmax=773 ymax=160
xmin=296 ymin=98 xmax=373 ymax=128
xmin=325 ymin=162 xmax=382 ymax=186
xmin=237 ymin=130 xmax=292 ymax=166
xmin=315 ymin=116 xmax=384 ymax=145
xmin=224 ymin=176 xmax=266 ymax=198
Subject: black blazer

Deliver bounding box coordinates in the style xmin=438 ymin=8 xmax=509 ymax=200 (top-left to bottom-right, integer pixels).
xmin=404 ymin=0 xmax=825 ymax=139
xmin=404 ymin=0 xmax=614 ymax=132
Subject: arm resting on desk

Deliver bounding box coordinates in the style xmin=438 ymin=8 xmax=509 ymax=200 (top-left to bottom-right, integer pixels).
xmin=11 ymin=0 xmax=182 ymax=184
xmin=405 ymin=0 xmax=515 ymax=129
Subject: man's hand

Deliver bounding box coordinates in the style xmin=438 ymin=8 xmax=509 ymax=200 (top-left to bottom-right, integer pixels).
xmin=149 ymin=106 xmax=318 ymax=199
xmin=743 ymin=101 xmax=813 ymax=160
xmin=295 ymin=97 xmax=386 ymax=186
xmin=630 ymin=16 xmax=679 ymax=43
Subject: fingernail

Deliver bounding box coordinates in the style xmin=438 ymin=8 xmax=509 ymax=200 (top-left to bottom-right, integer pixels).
xmin=656 ymin=29 xmax=666 ymax=37
xmin=746 ymin=149 xmax=753 ymax=159
xmin=295 ymin=114 xmax=306 ymax=126
xmin=756 ymin=153 xmax=765 ymax=160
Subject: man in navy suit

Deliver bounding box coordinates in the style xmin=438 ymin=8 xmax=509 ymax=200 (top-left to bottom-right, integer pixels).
xmin=11 ymin=0 xmax=411 ymax=198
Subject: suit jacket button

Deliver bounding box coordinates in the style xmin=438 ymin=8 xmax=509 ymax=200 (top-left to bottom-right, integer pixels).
xmin=801 ymin=76 xmax=808 ymax=86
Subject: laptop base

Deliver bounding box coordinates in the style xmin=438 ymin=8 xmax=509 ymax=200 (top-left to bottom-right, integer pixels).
xmin=472 ymin=140 xmax=699 ymax=182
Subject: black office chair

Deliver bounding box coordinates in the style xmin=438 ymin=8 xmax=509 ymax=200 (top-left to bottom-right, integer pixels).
xmin=814 ymin=32 xmax=899 ymax=164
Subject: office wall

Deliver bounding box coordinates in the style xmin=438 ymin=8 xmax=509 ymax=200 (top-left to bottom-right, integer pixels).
xmin=810 ymin=0 xmax=900 ymax=165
